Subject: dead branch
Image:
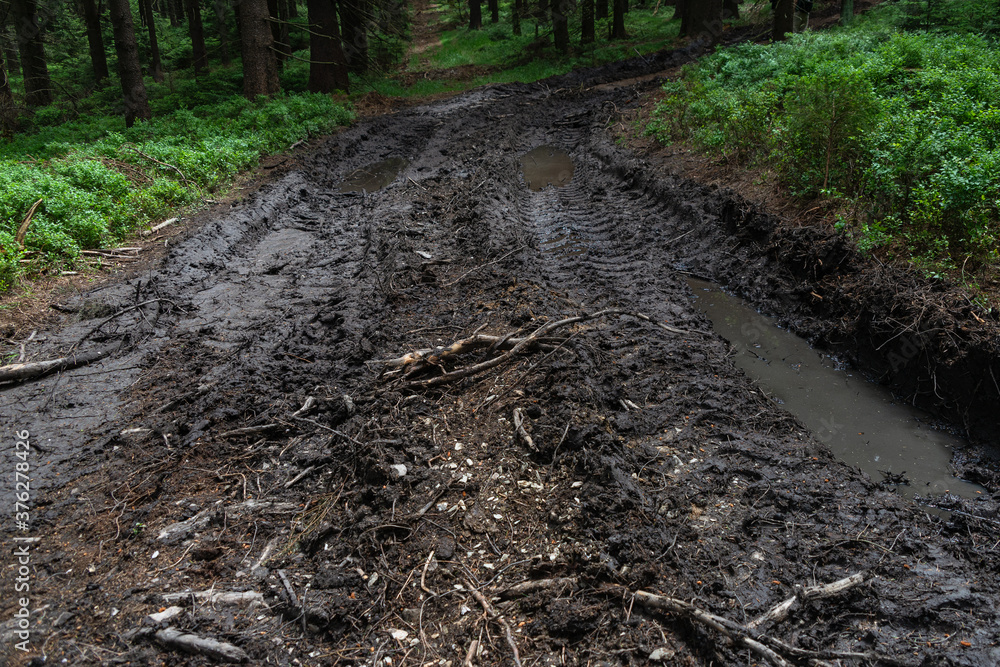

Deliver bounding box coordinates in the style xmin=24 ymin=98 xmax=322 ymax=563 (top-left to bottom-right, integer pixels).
xmin=749 ymin=572 xmax=868 ymax=629
xmin=633 ymin=589 xmax=872 ymax=667
xmin=153 ymin=626 xmax=249 ymax=663
xmin=76 ymin=298 xmax=180 ymax=346
xmin=15 ymin=198 xmax=43 ymax=247
xmin=441 ymin=245 xmax=526 ymax=288
xmin=466 ymin=581 xmax=523 ymax=667
xmin=123 ymin=145 xmax=192 ymax=187
xmin=219 ymin=423 xmax=281 ymax=439
xmin=402 ymin=309 xmax=688 ymax=390
xmin=512 ymin=408 xmax=536 ymax=451
xmin=499 ymin=576 xmax=578 ymax=599
xmin=370 ymin=333 xmax=561 ymax=371
xmin=162 ymin=590 xmax=263 ymax=606
xmin=0 ymin=345 xmax=116 ymax=385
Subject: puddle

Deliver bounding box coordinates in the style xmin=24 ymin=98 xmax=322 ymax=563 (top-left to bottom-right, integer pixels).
xmin=521 ymin=146 xmax=574 ymax=191
xmin=688 ymin=278 xmax=987 ymax=500
xmin=339 ymin=157 xmax=408 ymax=193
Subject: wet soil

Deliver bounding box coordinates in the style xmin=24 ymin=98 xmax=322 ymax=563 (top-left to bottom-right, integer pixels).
xmin=2 ymin=49 xmax=1000 ymax=667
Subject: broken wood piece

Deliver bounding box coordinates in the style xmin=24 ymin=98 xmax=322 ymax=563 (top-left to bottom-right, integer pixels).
xmin=290 ymin=395 xmax=317 ymax=418
xmin=283 ymin=465 xmax=316 ymax=489
xmin=77 ymin=298 xmax=180 ymax=346
xmin=15 ymin=199 xmax=43 ymax=247
xmin=0 ymin=345 xmax=116 ymax=384
xmin=145 ymin=606 xmax=184 ymax=625
xmin=749 ymin=572 xmax=867 ymax=629
xmin=144 ymin=217 xmax=179 ymax=235
xmin=512 ymin=408 xmax=536 ymax=451
xmin=154 ymin=626 xmax=249 ymax=663
xmin=499 ymin=576 xmax=578 ymax=599
xmin=219 ymin=423 xmax=281 ymax=439
xmin=277 ymin=569 xmax=299 ymax=606
xmin=371 ymin=333 xmax=561 ymax=370
xmin=162 ymin=590 xmax=263 ymax=606
xmin=633 ymin=589 xmax=871 ymax=667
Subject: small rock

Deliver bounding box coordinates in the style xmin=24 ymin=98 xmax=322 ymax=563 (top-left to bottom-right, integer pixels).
xmin=649 ymin=647 xmax=676 ymax=661
xmin=390 ymin=464 xmax=408 ymax=478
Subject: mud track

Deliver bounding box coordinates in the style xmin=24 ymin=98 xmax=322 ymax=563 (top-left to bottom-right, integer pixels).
xmin=3 ymin=58 xmax=1000 ymax=666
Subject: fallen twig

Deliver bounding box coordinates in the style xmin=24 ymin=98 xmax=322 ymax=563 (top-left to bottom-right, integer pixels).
xmin=512 ymin=408 xmax=536 ymax=451
xmin=441 ymin=245 xmax=526 ymax=288
xmin=15 ymin=199 xmax=43 ymax=247
xmin=749 ymin=572 xmax=868 ymax=629
xmin=76 ymin=298 xmax=179 ymax=347
xmin=153 ymin=626 xmax=249 ymax=663
xmin=466 ymin=581 xmax=523 ymax=667
xmin=123 ymin=145 xmax=192 ymax=187
xmin=499 ymin=576 xmax=578 ymax=599
xmin=0 ymin=345 xmax=116 ymax=385
xmin=219 ymin=423 xmax=281 ymax=439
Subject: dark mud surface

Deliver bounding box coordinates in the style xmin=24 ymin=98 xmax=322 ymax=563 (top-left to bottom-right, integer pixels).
xmin=3 ymin=55 xmax=1000 ymax=667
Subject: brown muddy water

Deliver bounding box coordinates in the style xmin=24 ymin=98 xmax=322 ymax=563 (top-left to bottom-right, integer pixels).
xmin=339 ymin=157 xmax=409 ymax=193
xmin=688 ymin=278 xmax=987 ymax=501
xmin=520 ymin=145 xmax=574 ymax=191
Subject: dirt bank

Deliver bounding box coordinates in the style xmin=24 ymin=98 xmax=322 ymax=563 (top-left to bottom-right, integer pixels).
xmin=2 ymin=55 xmax=999 ymax=667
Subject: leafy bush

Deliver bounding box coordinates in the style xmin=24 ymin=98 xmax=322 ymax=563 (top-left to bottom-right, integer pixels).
xmin=647 ymin=10 xmax=1000 ymax=272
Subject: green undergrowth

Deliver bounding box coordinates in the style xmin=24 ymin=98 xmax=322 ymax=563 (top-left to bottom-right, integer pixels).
xmin=647 ymin=2 xmax=1000 ymax=278
xmin=0 ymin=89 xmax=352 ymax=291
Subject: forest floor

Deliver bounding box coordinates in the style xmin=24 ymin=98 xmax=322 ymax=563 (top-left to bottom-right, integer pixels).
xmin=3 ymin=7 xmax=1000 ymax=667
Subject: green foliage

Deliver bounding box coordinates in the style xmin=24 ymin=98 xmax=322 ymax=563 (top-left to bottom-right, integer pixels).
xmin=648 ymin=6 xmax=1000 ymax=272
xmin=0 ymin=93 xmax=352 ymax=289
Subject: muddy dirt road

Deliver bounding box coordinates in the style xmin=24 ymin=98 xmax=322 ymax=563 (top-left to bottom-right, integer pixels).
xmin=2 ymin=59 xmax=1000 ymax=666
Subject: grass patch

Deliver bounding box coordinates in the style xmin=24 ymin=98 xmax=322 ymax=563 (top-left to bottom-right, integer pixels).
xmin=647 ymin=1 xmax=1000 ymax=278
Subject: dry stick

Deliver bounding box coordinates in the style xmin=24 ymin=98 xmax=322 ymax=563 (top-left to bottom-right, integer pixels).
xmin=123 ymin=145 xmax=192 ymax=187
xmin=512 ymin=408 xmax=536 ymax=451
xmin=371 ymin=334 xmax=561 ymax=370
xmin=76 ymin=298 xmax=179 ymax=347
xmin=153 ymin=626 xmax=249 ymax=663
xmin=404 ymin=309 xmax=687 ymax=390
xmin=0 ymin=345 xmax=116 ymax=384
xmin=499 ymin=576 xmax=578 ymax=600
xmin=634 ymin=590 xmax=871 ymax=666
xmin=441 ymin=245 xmax=526 ymax=288
xmin=465 ymin=581 xmax=523 ymax=667
xmin=15 ymin=198 xmax=42 ymax=247
xmin=749 ymin=572 xmax=867 ymax=629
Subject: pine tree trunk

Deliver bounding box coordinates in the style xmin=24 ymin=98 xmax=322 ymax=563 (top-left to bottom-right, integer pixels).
xmin=339 ymin=0 xmax=369 ymax=74
xmin=169 ymin=0 xmax=183 ymax=27
xmin=469 ymin=0 xmax=482 ymax=29
xmin=489 ymin=0 xmax=499 ymax=22
xmin=1 ymin=27 xmax=19 ymax=72
xmin=0 ymin=49 xmax=17 ymax=136
xmin=595 ymin=0 xmax=607 ymax=21
xmin=81 ymin=0 xmax=110 ymax=82
xmin=581 ymin=0 xmax=594 ymax=44
xmin=239 ymin=0 xmax=280 ymax=97
xmin=674 ymin=0 xmax=686 ymax=25
xmin=108 ymin=0 xmax=152 ymax=126
xmin=267 ymin=0 xmax=290 ymax=67
xmin=610 ymin=0 xmax=626 ymax=39
xmin=552 ymin=0 xmax=569 ymax=51
xmin=722 ymin=0 xmax=738 ymax=19
xmin=306 ymin=0 xmax=349 ymax=92
xmin=841 ymin=0 xmax=853 ymax=25
xmin=773 ymin=0 xmax=793 ymax=39
xmin=213 ymin=0 xmax=232 ymax=65
xmin=11 ymin=0 xmax=52 ymax=107
xmin=287 ymin=0 xmax=299 ymax=18
xmin=511 ymin=0 xmax=521 ymax=35
xmin=139 ymin=0 xmax=165 ymax=82
xmin=185 ymin=0 xmax=209 ymax=73
xmin=682 ymin=0 xmax=721 ymax=40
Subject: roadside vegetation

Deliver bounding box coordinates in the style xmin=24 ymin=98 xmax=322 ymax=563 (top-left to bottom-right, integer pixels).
xmin=647 ymin=0 xmax=1000 ymax=286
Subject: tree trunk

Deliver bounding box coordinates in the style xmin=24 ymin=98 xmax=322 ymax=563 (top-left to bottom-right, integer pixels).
xmin=682 ymin=0 xmax=721 ymax=41
xmin=339 ymin=0 xmax=369 ymax=73
xmin=488 ymin=0 xmax=499 ymax=22
xmin=469 ymin=0 xmax=481 ymax=29
xmin=139 ymin=0 xmax=165 ymax=82
xmin=108 ymin=0 xmax=152 ymax=126
xmin=674 ymin=0 xmax=686 ymax=25
xmin=840 ymin=0 xmax=853 ymax=25
xmin=213 ymin=0 xmax=232 ymax=65
xmin=512 ymin=0 xmax=521 ymax=35
xmin=267 ymin=0 xmax=290 ymax=67
xmin=169 ymin=0 xmax=183 ymax=27
xmin=552 ymin=0 xmax=569 ymax=51
xmin=596 ymin=0 xmax=607 ymax=20
xmin=81 ymin=0 xmax=110 ymax=82
xmin=185 ymin=0 xmax=209 ymax=74
xmin=306 ymin=0 xmax=349 ymax=93
xmin=581 ymin=0 xmax=594 ymax=44
xmin=773 ymin=0 xmax=793 ymax=39
xmin=1 ymin=26 xmax=20 ymax=72
xmin=0 ymin=49 xmax=17 ymax=136
xmin=239 ymin=0 xmax=280 ymax=97
xmin=287 ymin=0 xmax=299 ymax=18
xmin=11 ymin=0 xmax=52 ymax=107
xmin=610 ymin=0 xmax=626 ymax=39
xmin=722 ymin=0 xmax=738 ymax=19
